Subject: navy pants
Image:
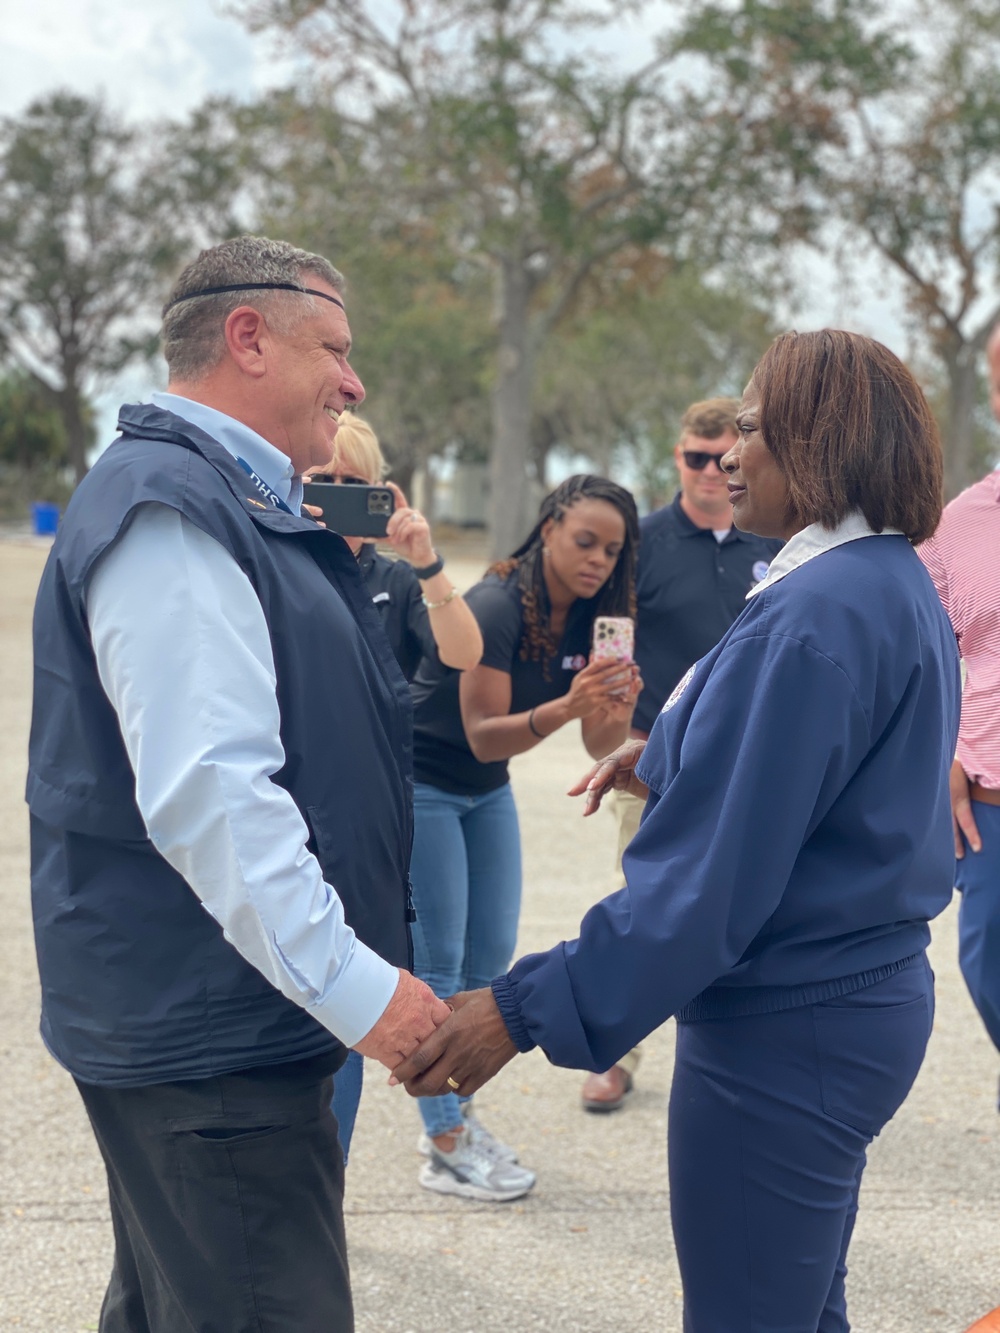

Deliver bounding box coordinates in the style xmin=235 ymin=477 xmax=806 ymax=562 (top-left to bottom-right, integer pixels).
xmin=669 ymin=957 xmax=933 ymax=1332
xmin=955 ymin=801 xmax=1000 ymax=1053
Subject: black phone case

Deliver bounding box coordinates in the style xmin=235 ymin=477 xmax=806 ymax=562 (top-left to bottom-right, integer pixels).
xmin=302 ymin=482 xmax=394 ymax=538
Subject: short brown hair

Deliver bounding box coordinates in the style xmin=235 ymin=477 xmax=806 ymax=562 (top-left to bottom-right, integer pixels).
xmin=752 ymin=330 xmax=943 ymax=544
xmin=679 ymin=397 xmax=740 ymax=441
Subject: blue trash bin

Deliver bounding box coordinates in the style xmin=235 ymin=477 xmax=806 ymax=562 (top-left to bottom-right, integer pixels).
xmin=30 ymin=502 xmax=61 ymax=536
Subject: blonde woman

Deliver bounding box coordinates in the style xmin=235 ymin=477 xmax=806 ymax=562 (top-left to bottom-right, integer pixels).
xmin=307 ymin=415 xmax=483 ymax=679
xmin=307 ymin=415 xmax=482 ymax=1160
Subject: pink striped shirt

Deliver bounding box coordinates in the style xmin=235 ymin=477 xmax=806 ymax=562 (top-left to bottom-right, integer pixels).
xmin=919 ymin=467 xmax=1000 ymax=789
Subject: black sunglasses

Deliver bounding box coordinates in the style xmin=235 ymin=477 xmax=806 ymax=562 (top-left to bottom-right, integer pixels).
xmin=681 ymin=450 xmax=728 ymax=473
xmin=307 ymin=473 xmax=369 ymax=486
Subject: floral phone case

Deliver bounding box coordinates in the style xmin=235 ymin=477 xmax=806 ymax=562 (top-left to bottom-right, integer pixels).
xmin=592 ymin=615 xmax=634 ymax=662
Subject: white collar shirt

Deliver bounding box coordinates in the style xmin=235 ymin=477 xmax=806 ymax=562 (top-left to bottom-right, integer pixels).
xmin=151 ymin=391 xmax=303 ymax=514
xmin=747 ymin=512 xmax=904 ymax=600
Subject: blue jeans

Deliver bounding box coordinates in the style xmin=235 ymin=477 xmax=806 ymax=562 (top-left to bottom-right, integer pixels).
xmin=331 ymin=1049 xmax=364 ymax=1164
xmin=409 ymin=780 xmax=522 ymax=1138
xmin=955 ymin=801 xmax=1000 ymax=1054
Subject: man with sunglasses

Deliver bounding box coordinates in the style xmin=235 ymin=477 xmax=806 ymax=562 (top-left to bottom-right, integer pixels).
xmin=581 ymin=396 xmax=783 ymax=1113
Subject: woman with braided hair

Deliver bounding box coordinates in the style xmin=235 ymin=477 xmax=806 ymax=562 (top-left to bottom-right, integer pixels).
xmin=406 ymin=474 xmax=641 ymax=1201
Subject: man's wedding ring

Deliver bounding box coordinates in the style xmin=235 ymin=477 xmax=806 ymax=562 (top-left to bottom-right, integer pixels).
xmin=446 ymin=1076 xmax=460 ymax=1090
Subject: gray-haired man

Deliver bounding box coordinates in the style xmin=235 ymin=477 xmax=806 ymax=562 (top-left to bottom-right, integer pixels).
xmin=28 ymin=236 xmax=447 ymax=1331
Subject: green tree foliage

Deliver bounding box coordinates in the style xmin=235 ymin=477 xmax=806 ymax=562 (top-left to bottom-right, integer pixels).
xmin=0 ymin=365 xmax=89 ymax=512
xmin=678 ymin=0 xmax=1000 ymax=494
xmin=0 ymin=366 xmax=69 ymax=468
xmin=535 ymin=263 xmax=776 ymax=506
xmin=227 ymin=0 xmax=730 ymax=553
xmin=175 ymin=76 xmax=775 ymax=525
xmin=170 ymin=91 xmax=495 ymax=500
xmin=0 ymin=93 xmax=184 ymax=481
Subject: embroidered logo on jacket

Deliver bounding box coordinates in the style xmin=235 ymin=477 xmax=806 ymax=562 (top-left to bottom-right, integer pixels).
xmin=662 ymin=664 xmax=696 ymax=712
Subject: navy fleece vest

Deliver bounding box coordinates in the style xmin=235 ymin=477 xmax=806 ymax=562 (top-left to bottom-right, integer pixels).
xmin=28 ymin=404 xmax=414 ymax=1086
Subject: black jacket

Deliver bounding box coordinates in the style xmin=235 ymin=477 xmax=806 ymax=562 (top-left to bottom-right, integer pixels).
xmin=357 ymin=543 xmax=437 ymax=682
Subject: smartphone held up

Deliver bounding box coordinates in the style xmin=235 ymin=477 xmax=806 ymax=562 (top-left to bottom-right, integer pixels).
xmin=592 ymin=615 xmax=635 ymax=700
xmin=302 ymin=479 xmax=394 ymax=538
xmin=592 ymin=616 xmax=634 ymax=664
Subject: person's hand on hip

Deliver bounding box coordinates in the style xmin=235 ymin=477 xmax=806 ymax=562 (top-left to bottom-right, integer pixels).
xmin=951 ymin=758 xmax=983 ymax=858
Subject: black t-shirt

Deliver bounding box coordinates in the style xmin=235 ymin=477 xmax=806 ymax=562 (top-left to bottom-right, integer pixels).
xmin=357 ymin=543 xmax=437 ymax=683
xmin=632 ymin=494 xmax=783 ymax=733
xmin=411 ymin=570 xmax=593 ymax=794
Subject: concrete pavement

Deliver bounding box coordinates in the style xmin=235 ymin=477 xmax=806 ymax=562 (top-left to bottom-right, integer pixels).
xmin=1 ymin=537 xmax=997 ymax=1331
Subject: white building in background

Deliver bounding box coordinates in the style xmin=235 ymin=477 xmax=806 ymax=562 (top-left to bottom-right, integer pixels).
xmin=413 ymin=461 xmax=490 ymax=528
xmin=443 ymin=463 xmax=490 ymax=526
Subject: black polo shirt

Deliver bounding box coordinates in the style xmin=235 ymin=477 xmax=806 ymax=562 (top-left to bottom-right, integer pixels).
xmin=411 ymin=570 xmax=593 ymax=795
xmin=632 ymin=494 xmax=783 ymax=733
xmin=357 ymin=543 xmax=437 ymax=683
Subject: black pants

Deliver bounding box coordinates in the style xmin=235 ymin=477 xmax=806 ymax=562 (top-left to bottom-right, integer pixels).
xmin=76 ymin=1054 xmax=352 ymax=1333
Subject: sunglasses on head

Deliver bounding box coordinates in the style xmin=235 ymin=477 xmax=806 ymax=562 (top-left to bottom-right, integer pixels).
xmin=682 ymin=450 xmax=728 ymax=473
xmin=308 ymin=473 xmax=369 ymax=486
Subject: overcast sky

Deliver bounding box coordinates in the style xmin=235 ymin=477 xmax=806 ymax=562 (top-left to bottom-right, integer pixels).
xmin=2 ymin=0 xmax=297 ymax=123
xmin=3 ymin=0 xmax=916 ymax=446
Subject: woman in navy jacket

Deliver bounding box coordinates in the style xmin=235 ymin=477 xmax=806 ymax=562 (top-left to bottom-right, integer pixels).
xmin=393 ymin=330 xmax=962 ymax=1332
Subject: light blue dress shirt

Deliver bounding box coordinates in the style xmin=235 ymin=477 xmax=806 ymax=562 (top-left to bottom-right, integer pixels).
xmin=84 ymin=393 xmax=399 ymax=1048
xmin=148 ymin=392 xmax=306 ymax=515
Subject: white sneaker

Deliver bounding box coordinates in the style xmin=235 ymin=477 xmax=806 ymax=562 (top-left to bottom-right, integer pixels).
xmin=417 ymin=1105 xmax=519 ymax=1163
xmin=418 ymin=1128 xmax=536 ymax=1202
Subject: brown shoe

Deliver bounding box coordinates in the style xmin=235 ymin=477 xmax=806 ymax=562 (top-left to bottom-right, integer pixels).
xmin=581 ymin=1065 xmax=633 ymax=1113
xmin=964 ymin=1310 xmax=1000 ymax=1332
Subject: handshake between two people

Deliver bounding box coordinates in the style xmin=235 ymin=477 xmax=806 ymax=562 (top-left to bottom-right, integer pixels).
xmin=350 ymin=972 xmax=516 ymax=1097
xmin=352 ymin=734 xmax=651 ymax=1096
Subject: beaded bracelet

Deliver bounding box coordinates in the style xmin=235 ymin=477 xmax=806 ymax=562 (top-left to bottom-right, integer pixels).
xmin=422 ymin=587 xmax=461 ymax=610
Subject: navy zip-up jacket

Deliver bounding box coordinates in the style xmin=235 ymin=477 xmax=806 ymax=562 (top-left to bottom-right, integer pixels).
xmin=493 ymin=535 xmax=961 ymax=1072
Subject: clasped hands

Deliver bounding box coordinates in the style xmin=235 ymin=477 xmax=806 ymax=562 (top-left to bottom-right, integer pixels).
xmin=350 ymin=970 xmax=515 ymax=1097
xmin=390 ymin=988 xmax=519 ymax=1098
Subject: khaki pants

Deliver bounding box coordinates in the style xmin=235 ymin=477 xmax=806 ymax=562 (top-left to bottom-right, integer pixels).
xmin=608 ymin=789 xmax=647 ymax=1078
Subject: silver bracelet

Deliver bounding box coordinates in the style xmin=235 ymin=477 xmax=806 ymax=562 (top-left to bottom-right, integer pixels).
xmin=422 ymin=587 xmax=461 ymax=610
